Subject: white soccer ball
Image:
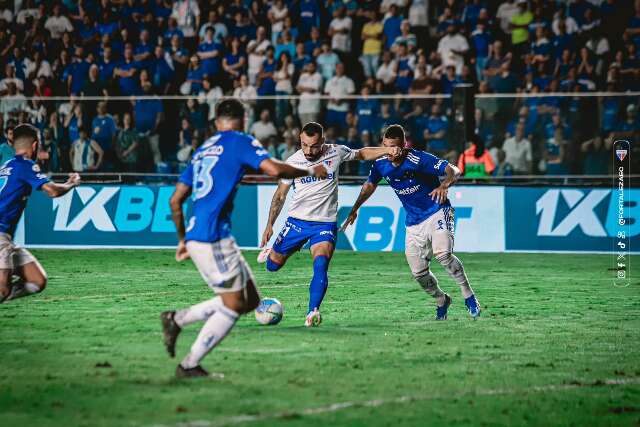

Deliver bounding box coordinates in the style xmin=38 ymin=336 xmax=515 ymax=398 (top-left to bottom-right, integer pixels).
xmin=255 ymin=298 xmax=284 ymax=325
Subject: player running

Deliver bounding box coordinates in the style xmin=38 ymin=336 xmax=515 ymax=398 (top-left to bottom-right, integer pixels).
xmin=342 ymin=125 xmax=480 ymax=320
xmin=257 ymin=122 xmax=401 ymax=327
xmin=0 ymin=124 xmax=81 ymax=303
xmin=160 ymin=100 xmax=329 ymax=378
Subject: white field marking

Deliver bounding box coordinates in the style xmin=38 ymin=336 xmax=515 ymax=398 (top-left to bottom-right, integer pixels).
xmin=149 ymin=377 xmax=640 ymax=427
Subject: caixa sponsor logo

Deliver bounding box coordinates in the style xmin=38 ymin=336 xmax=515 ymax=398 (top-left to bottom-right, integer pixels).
xmin=535 ymin=189 xmax=639 ymax=237
xmin=51 ymin=186 xmax=178 ymax=232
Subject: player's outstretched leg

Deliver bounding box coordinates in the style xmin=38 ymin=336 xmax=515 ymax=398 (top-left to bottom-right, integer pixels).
xmin=435 ymin=250 xmax=480 ymax=318
xmin=161 ymin=297 xmax=224 ymax=357
xmin=305 ymin=242 xmax=334 ymax=327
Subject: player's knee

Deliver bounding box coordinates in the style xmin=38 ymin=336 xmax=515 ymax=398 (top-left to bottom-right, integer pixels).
xmin=266 ymin=256 xmax=282 ymax=272
xmin=435 ymin=251 xmax=454 ymax=266
xmin=411 ymin=266 xmax=430 ymax=281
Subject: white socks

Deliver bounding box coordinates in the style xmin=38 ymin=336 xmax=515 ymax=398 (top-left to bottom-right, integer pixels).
xmin=180 ymin=305 xmax=239 ymax=369
xmin=436 ymin=253 xmax=474 ymax=299
xmin=174 ymin=297 xmax=224 ymax=327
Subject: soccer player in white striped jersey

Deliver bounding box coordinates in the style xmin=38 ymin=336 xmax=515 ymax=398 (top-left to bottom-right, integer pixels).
xmin=258 ymin=122 xmax=401 ymax=327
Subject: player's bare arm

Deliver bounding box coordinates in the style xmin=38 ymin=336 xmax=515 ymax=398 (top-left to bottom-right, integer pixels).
xmin=259 ymin=158 xmax=328 ymax=180
xmin=261 ymin=181 xmax=291 ymax=247
xmin=169 ymin=182 xmax=192 ymax=261
xmin=341 ymin=182 xmax=378 ymax=231
xmin=354 ymin=146 xmax=402 ymax=161
xmin=429 ymin=164 xmax=461 ymax=204
xmin=40 ymin=173 xmax=81 ymax=198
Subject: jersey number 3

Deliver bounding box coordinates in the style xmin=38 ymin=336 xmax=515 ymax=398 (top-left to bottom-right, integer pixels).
xmin=193 ymin=156 xmax=219 ymax=200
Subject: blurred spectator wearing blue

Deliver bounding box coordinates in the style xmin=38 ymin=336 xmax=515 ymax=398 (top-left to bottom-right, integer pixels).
xmin=316 ymin=42 xmax=339 ymax=82
xmin=114 ymin=44 xmax=140 ymax=96
xmin=424 ymin=104 xmax=449 ymax=154
xmin=355 ymin=86 xmax=380 ymax=136
xmin=134 ymin=87 xmax=164 ymax=166
xmin=383 ymin=5 xmax=402 ymax=50
xmin=197 ymin=27 xmax=223 ymax=79
xmin=471 ymin=20 xmax=492 ymax=81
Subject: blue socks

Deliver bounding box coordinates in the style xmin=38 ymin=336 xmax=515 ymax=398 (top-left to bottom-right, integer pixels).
xmin=308 ymin=256 xmax=329 ymax=313
xmin=266 ymin=257 xmax=282 ymax=272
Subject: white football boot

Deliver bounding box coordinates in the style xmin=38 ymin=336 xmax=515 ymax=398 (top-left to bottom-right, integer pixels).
xmin=304 ymin=308 xmax=322 ymax=327
xmin=257 ymin=247 xmax=271 ymax=263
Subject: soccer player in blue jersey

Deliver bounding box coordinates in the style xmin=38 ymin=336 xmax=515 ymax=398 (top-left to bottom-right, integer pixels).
xmin=0 ymin=124 xmax=81 ymax=303
xmin=342 ymin=125 xmax=481 ymax=320
xmin=160 ymin=99 xmax=329 ymax=378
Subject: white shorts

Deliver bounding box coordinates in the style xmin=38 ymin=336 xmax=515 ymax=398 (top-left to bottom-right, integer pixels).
xmin=186 ymin=237 xmax=255 ymax=294
xmin=0 ymin=233 xmax=36 ymax=270
xmin=405 ymin=207 xmax=455 ymax=277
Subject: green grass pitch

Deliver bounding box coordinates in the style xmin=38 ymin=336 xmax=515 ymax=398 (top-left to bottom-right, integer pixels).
xmin=1 ymin=249 xmax=639 ymax=427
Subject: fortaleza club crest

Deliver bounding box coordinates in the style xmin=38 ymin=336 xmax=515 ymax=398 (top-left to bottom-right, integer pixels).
xmin=616 ymin=149 xmax=627 ymax=161
xmin=324 ymin=160 xmax=332 ymax=167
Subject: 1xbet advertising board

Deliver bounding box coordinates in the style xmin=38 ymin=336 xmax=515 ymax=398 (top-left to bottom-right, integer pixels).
xmin=504 ymin=187 xmax=639 ymax=252
xmin=16 ymin=185 xmax=637 ymax=253
xmin=17 ymin=185 xmax=257 ymax=248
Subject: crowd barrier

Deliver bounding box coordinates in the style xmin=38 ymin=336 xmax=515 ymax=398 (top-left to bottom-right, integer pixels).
xmin=14 ymin=184 xmax=637 ymax=253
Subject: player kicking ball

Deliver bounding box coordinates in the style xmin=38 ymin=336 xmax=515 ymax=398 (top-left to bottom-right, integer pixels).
xmin=0 ymin=124 xmax=81 ymax=303
xmin=342 ymin=125 xmax=480 ymax=320
xmin=160 ymin=100 xmax=329 ymax=378
xmin=257 ymin=122 xmax=401 ymax=327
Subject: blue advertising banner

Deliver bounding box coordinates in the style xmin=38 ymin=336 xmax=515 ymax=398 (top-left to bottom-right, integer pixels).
xmin=504 ymin=187 xmax=639 ymax=252
xmin=17 ymin=184 xmax=634 ymax=253
xmin=22 ymin=185 xmax=257 ymax=248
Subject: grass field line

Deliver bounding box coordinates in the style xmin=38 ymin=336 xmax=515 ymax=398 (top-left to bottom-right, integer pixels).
xmin=148 ymin=377 xmax=640 ymax=427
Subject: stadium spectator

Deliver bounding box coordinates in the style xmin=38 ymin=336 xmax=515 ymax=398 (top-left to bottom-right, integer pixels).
xmin=70 ymin=126 xmax=103 ymax=172
xmin=360 ymin=10 xmax=383 ymax=78
xmin=324 ymin=62 xmax=355 ymax=131
xmin=115 ymin=112 xmax=140 ymax=172
xmin=133 ymin=87 xmax=164 ymax=165
xmin=542 ymin=128 xmax=567 ymax=175
xmin=316 ymin=41 xmax=340 ymax=82
xmin=296 ymin=61 xmax=323 ymax=125
xmin=502 ymin=122 xmax=532 ymax=174
xmin=492 ymin=148 xmax=514 ymax=177
xmin=274 ymin=52 xmax=294 ymax=126
xmin=171 ymin=0 xmax=200 ymax=48
xmin=91 ymin=102 xmax=117 ymax=166
xmin=383 ymin=5 xmax=402 ymax=50
xmin=44 ymin=4 xmax=73 ymax=40
xmin=38 ymin=127 xmax=59 ymax=173
xmin=329 ymin=6 xmax=353 ymax=56
xmin=250 ymin=109 xmax=277 ymax=142
xmin=376 ymin=50 xmax=397 ymax=93
xmin=0 ymin=121 xmax=13 ymax=165
xmin=458 ymin=134 xmax=495 ymax=178
xmin=423 ymin=103 xmax=449 ymax=155
xmin=438 ymin=23 xmax=469 ymax=74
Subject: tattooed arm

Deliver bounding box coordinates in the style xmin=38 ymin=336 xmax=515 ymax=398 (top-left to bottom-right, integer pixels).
xmin=260 ymin=181 xmax=292 ymax=247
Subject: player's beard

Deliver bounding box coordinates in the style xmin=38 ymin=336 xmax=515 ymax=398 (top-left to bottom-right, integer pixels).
xmin=304 ymin=145 xmax=325 ymax=162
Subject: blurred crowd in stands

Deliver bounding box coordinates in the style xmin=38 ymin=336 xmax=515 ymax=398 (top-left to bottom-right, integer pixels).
xmin=0 ymin=0 xmax=638 ymax=176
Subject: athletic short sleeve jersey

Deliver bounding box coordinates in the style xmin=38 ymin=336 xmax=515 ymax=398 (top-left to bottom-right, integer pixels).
xmin=368 ymin=149 xmax=450 ymax=226
xmin=179 ymin=130 xmax=269 ymax=243
xmin=281 ymin=144 xmax=358 ymax=222
xmin=0 ymin=156 xmax=50 ymax=237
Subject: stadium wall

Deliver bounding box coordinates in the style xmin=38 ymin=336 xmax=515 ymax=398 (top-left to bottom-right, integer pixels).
xmin=15 ymin=185 xmax=637 ymax=254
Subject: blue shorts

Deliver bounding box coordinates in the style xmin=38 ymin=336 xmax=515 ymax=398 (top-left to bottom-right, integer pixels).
xmin=272 ymin=217 xmax=337 ymax=256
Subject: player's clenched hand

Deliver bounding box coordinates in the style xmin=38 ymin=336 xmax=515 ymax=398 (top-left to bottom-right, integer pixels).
xmin=429 ymin=185 xmax=449 ymax=204
xmin=175 ymin=240 xmax=190 ymax=261
xmin=311 ymin=164 xmax=328 ymax=179
xmin=260 ymin=225 xmax=273 ymax=248
xmin=341 ymin=211 xmax=357 ymax=231
xmin=386 ymin=146 xmax=402 ymax=159
xmin=67 ymin=173 xmax=81 ymax=186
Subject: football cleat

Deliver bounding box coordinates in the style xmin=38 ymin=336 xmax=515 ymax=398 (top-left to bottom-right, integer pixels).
xmin=465 ymin=295 xmax=481 ymax=319
xmin=304 ymin=308 xmax=322 ymax=327
xmin=176 ymin=364 xmax=209 ymax=378
xmin=257 ymin=247 xmax=271 ymax=263
xmin=435 ymin=294 xmax=452 ymax=320
xmin=160 ymin=311 xmax=182 ymax=358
